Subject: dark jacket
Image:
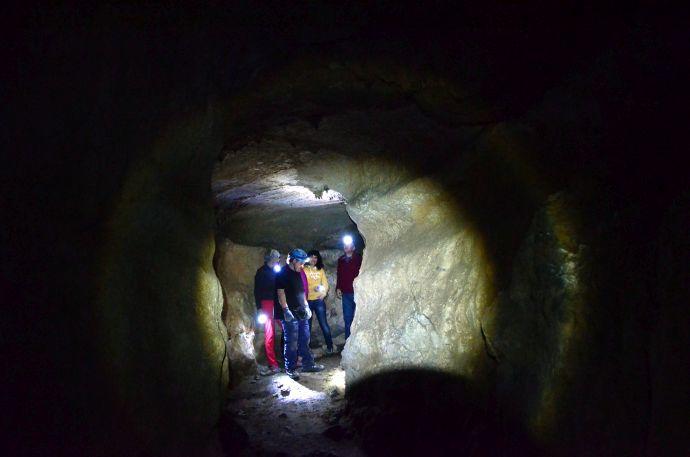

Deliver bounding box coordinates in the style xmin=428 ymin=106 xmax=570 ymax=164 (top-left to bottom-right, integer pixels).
xmin=336 ymin=252 xmax=362 ymax=294
xmin=254 ymin=264 xmax=276 ymax=309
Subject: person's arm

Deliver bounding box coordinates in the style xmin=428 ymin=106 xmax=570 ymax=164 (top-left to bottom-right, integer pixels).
xmin=277 ymin=288 xmax=295 ymax=321
xmin=336 ymin=259 xmax=342 ymax=297
xmin=320 ymin=269 xmax=329 ymax=296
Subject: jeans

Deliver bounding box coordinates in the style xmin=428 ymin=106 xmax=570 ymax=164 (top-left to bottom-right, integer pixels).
xmin=280 ymin=318 xmax=314 ymax=372
xmin=308 ymin=299 xmax=333 ymax=350
xmin=342 ymin=293 xmax=356 ymax=339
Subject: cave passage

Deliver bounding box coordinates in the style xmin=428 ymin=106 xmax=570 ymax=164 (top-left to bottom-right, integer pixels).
xmin=208 ymin=112 xmax=506 ymax=454
xmin=212 ymin=161 xmax=368 ymax=454
xmin=99 ymin=69 xmax=685 ymax=456
xmin=11 ymin=5 xmax=689 ymax=456
xmin=212 ymin=147 xmax=369 ymax=365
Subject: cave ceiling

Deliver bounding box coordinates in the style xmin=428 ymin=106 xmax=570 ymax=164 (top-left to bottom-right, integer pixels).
xmin=212 ymin=104 xmax=478 ymax=251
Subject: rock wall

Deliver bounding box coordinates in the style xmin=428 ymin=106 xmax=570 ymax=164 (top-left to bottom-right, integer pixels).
xmin=649 ymin=194 xmax=690 ymax=456
xmin=342 ymin=177 xmax=490 ymax=380
xmin=98 ymin=115 xmax=229 ymax=455
xmin=213 ymin=239 xmax=263 ymax=382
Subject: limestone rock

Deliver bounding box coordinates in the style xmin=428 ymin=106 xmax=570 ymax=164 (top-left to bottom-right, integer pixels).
xmin=341 ymin=176 xmax=489 ymax=383
xmin=214 ymin=239 xmax=265 ymax=380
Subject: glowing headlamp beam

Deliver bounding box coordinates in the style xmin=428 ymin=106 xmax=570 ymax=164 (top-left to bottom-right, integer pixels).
xmin=343 ymin=235 xmax=353 ymax=246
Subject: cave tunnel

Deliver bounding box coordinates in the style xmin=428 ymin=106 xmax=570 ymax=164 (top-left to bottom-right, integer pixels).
xmin=4 ymin=3 xmax=690 ymax=457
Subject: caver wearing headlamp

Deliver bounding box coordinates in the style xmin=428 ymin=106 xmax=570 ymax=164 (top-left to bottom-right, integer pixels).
xmin=336 ymin=235 xmax=362 ymax=340
xmin=274 ymin=248 xmax=325 ymax=380
xmin=254 ymin=249 xmax=282 ymax=375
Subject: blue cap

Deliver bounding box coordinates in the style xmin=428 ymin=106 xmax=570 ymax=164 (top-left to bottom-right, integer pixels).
xmin=288 ymin=248 xmax=309 ymax=262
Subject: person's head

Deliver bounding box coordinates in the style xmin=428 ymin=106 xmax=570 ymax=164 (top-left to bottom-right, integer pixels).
xmin=343 ymin=238 xmax=355 ymax=256
xmin=307 ymin=250 xmax=324 ymax=270
xmin=264 ymin=249 xmax=281 ymax=268
xmin=288 ymin=248 xmax=309 ymax=271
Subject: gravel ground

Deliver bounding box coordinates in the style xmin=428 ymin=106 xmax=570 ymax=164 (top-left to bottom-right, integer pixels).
xmin=221 ymin=354 xmax=363 ymax=457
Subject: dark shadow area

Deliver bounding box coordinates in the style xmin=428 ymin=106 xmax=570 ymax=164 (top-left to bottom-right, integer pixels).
xmin=346 ymin=369 xmax=542 ymax=456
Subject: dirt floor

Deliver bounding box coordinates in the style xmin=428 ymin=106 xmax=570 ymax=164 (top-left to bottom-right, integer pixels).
xmin=222 ymin=354 xmax=363 ymax=457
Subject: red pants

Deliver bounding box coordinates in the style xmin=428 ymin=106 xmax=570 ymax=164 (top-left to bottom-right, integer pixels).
xmin=261 ymin=300 xmax=279 ymax=368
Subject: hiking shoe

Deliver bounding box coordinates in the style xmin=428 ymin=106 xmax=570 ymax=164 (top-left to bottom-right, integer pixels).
xmin=269 ymin=366 xmax=281 ymax=374
xmin=302 ymin=364 xmax=325 ymax=373
xmin=286 ymin=370 xmax=300 ymax=380
xmin=324 ymin=347 xmax=336 ymax=355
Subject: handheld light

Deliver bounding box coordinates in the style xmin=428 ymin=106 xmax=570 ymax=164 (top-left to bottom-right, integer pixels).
xmin=343 ymin=235 xmax=353 ymax=246
xmin=273 ymin=264 xmax=282 ymax=273
xmin=257 ymin=312 xmax=267 ymax=325
xmin=316 ymin=285 xmax=325 ymax=292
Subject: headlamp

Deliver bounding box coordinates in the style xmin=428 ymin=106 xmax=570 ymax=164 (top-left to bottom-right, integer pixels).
xmin=257 ymin=312 xmax=267 ymax=325
xmin=343 ymin=235 xmax=353 ymax=246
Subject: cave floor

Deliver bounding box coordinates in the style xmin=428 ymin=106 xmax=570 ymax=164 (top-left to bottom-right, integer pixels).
xmin=224 ymin=354 xmax=363 ymax=457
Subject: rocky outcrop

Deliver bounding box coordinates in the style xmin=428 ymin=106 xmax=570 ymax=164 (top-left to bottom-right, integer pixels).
xmin=342 ymin=177 xmax=489 ymax=380
xmin=98 ymin=116 xmax=228 ymax=455
xmin=213 ymin=239 xmax=264 ymax=381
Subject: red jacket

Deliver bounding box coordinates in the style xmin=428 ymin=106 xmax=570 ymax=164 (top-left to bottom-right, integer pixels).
xmin=336 ymin=253 xmax=362 ymax=294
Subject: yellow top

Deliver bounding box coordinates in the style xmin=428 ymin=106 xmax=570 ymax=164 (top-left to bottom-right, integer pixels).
xmin=303 ymin=265 xmax=329 ymax=300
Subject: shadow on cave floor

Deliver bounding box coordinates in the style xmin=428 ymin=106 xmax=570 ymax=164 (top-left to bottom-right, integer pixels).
xmin=220 ymin=361 xmax=543 ymax=457
xmin=345 ymin=369 xmax=544 ymax=457
xmin=219 ymin=354 xmax=363 ymax=457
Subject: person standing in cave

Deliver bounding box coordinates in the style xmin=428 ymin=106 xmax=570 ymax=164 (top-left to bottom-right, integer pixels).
xmin=305 ymin=250 xmax=335 ymax=355
xmin=275 ymin=248 xmax=325 ymax=379
xmin=288 ymin=251 xmax=310 ymax=368
xmin=336 ymin=236 xmax=362 ymax=340
xmin=254 ymin=249 xmax=282 ymax=375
